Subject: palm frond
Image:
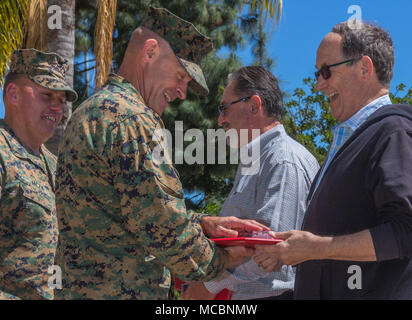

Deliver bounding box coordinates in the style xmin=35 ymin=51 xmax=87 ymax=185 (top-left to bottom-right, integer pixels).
xmin=94 ymin=0 xmax=117 ymax=89
xmin=24 ymin=0 xmax=47 ymax=51
xmin=250 ymin=0 xmax=283 ymax=28
xmin=0 ymin=0 xmax=29 ymax=86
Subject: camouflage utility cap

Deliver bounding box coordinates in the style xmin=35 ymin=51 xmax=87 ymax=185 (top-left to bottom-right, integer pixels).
xmin=9 ymin=48 xmax=78 ymax=102
xmin=142 ymin=6 xmax=213 ymax=95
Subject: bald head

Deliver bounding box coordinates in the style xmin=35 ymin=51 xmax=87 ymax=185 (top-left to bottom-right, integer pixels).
xmin=318 ymin=32 xmax=342 ymax=51
xmin=116 ymin=26 xmax=192 ymax=115
xmin=316 ymin=32 xmax=346 ymax=69
xmin=124 ymin=26 xmax=173 ymax=60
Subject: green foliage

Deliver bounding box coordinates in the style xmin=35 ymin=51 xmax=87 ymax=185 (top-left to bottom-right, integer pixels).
xmin=283 ymin=77 xmax=337 ymax=165
xmin=390 ymin=83 xmax=412 ymax=105
xmin=199 ymin=195 xmax=226 ymax=217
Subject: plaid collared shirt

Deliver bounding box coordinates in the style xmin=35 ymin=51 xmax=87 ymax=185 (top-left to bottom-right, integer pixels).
xmin=204 ymin=125 xmax=319 ymax=299
xmin=313 ymin=94 xmax=392 ymax=194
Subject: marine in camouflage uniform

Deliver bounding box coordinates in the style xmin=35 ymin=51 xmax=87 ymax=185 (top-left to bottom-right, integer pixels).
xmin=0 ymin=49 xmax=77 ymax=299
xmin=54 ymin=7 xmax=242 ymax=300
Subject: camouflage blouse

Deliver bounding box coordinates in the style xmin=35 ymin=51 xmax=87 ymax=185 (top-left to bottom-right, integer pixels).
xmin=0 ymin=120 xmax=57 ymax=300
xmin=54 ymin=74 xmax=228 ymax=300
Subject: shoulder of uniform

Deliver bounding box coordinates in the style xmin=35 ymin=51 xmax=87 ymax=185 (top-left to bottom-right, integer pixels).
xmin=79 ymin=90 xmax=160 ymax=134
xmin=0 ymin=132 xmax=8 ymax=159
xmin=0 ymin=123 xmax=10 ymax=137
xmin=0 ymin=128 xmax=7 ymax=142
xmin=77 ymin=88 xmax=149 ymax=124
xmin=0 ymin=126 xmax=14 ymax=149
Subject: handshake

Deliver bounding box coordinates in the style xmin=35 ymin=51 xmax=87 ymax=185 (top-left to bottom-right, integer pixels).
xmin=200 ymin=215 xmax=270 ymax=268
xmin=200 ymin=215 xmax=286 ymax=271
xmin=201 ymin=215 xmax=319 ymax=272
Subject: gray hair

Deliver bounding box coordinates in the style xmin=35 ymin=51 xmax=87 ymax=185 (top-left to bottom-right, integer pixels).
xmin=228 ymin=66 xmax=284 ymax=121
xmin=332 ymin=22 xmax=394 ymax=88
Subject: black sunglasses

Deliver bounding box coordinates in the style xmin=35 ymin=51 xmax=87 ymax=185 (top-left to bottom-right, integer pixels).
xmin=315 ymin=57 xmax=361 ymax=80
xmin=218 ymin=96 xmax=252 ymax=115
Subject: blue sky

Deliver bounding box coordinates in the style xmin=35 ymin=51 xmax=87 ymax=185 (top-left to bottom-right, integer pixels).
xmin=232 ymin=0 xmax=412 ymax=96
xmin=1 ymin=0 xmax=411 ymax=117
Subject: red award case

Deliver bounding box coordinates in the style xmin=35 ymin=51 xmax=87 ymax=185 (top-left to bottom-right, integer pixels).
xmin=175 ymin=234 xmax=281 ymax=300
xmin=211 ymin=237 xmax=282 ymax=248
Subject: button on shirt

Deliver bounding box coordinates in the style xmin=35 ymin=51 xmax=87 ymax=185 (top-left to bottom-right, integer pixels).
xmin=313 ymin=94 xmax=392 ymax=194
xmin=204 ymin=124 xmax=319 ymax=300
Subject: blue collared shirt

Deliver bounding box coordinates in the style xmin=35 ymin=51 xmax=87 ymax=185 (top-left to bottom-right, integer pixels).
xmin=313 ymin=94 xmax=392 ymax=193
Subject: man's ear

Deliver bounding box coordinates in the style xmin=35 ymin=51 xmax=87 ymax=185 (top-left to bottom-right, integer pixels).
xmin=5 ymin=82 xmax=19 ymax=106
xmin=249 ymin=95 xmax=263 ymax=115
xmin=360 ymin=55 xmax=374 ymax=81
xmin=141 ymin=38 xmax=160 ymax=63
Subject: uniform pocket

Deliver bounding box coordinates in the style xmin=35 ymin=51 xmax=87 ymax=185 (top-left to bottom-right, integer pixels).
xmin=155 ymin=171 xmax=184 ymax=199
xmin=1 ymin=179 xmax=56 ymax=242
xmin=146 ymin=158 xmax=184 ymax=199
xmin=19 ymin=179 xmax=55 ymax=213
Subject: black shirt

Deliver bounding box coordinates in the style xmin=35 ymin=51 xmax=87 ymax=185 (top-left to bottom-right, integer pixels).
xmin=295 ymin=104 xmax=412 ymax=299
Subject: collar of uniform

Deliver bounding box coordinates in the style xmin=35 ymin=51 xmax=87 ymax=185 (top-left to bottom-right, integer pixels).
xmin=0 ymin=119 xmax=49 ymax=173
xmin=107 ymin=73 xmax=139 ymax=95
xmin=40 ymin=149 xmax=57 ymax=191
xmin=106 ymin=73 xmax=162 ymax=124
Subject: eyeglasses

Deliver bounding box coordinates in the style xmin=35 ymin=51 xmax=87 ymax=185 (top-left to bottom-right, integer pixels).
xmin=315 ymin=58 xmax=361 ymax=80
xmin=218 ymin=96 xmax=252 ymax=115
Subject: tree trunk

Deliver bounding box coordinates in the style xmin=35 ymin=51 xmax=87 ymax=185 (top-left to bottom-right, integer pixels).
xmin=45 ymin=0 xmax=75 ymax=155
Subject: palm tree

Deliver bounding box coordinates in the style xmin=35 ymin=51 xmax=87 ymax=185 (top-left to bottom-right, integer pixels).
xmin=44 ymin=0 xmax=76 ymax=154
xmin=44 ymin=0 xmax=117 ymax=153
xmin=94 ymin=0 xmax=117 ymax=89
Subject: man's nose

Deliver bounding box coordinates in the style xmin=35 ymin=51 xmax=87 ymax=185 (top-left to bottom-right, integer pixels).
xmin=176 ymin=85 xmax=187 ymax=100
xmin=48 ymin=96 xmax=65 ymax=114
xmin=218 ymin=112 xmax=225 ymax=126
xmin=50 ymin=101 xmax=64 ymax=112
xmin=315 ymin=75 xmax=327 ymax=92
